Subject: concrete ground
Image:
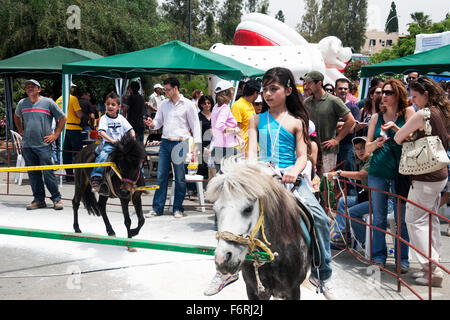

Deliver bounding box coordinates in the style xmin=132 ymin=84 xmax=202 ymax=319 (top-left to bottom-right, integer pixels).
xmin=0 ymin=167 xmax=449 ymax=301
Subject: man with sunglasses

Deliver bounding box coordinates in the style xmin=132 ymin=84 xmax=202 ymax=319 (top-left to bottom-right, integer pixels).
xmin=335 ymin=78 xmax=360 ymax=174
xmin=406 ymin=71 xmax=420 ymax=111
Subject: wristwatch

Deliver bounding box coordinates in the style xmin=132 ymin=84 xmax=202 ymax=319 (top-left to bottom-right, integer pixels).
xmin=337 ymin=170 xmax=342 ymax=178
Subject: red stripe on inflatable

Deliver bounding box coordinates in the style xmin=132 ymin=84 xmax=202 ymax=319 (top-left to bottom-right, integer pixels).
xmin=233 ymin=30 xmax=279 ymax=46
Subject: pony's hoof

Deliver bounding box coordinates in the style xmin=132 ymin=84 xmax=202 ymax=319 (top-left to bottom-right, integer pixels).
xmin=107 ymin=232 xmax=116 ymax=237
xmin=128 ymin=247 xmax=137 ymax=252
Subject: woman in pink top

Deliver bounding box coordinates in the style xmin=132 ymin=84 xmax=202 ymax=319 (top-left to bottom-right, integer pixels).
xmin=210 ymin=80 xmax=243 ymax=173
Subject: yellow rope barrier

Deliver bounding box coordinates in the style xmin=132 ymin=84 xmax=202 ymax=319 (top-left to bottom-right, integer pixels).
xmin=0 ymin=162 xmax=159 ymax=191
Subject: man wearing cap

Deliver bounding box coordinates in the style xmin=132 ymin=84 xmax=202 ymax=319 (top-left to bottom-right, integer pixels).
xmin=327 ymin=136 xmax=372 ymax=248
xmin=302 ymin=71 xmax=355 ymax=173
xmin=56 ymin=82 xmax=83 ymax=182
xmin=147 ymin=83 xmax=165 ymax=119
xmin=231 ymin=79 xmax=261 ymax=156
xmin=14 ymin=80 xmax=67 ymax=210
xmin=144 ymin=76 xmax=201 ymax=218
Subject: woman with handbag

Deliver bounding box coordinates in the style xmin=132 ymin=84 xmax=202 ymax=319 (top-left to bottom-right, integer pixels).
xmin=390 ymin=76 xmax=449 ymax=287
xmin=365 ymin=79 xmax=415 ymax=271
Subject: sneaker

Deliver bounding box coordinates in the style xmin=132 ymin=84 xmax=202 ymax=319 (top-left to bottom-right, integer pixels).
xmin=144 ymin=210 xmax=161 ymax=218
xmin=90 ymin=177 xmax=101 ymax=192
xmin=53 ymin=200 xmax=64 ymax=210
xmin=26 ymin=201 xmax=47 ymax=210
xmin=330 ymin=233 xmax=349 ymax=250
xmin=309 ymin=275 xmax=336 ymax=300
xmin=174 ymin=210 xmax=183 ymax=218
xmin=204 ymin=272 xmax=239 ymax=296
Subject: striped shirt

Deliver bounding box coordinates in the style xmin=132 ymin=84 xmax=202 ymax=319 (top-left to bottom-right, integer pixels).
xmin=15 ymin=96 xmax=65 ymax=148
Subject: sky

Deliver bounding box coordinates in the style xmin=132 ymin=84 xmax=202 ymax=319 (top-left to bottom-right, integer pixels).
xmin=267 ymin=0 xmax=449 ymax=35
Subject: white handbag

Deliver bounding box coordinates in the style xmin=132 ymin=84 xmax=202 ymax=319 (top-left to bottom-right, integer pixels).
xmin=399 ymin=108 xmax=450 ymax=175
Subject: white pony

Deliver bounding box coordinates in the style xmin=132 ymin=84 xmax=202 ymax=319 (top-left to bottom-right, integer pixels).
xmin=205 ymin=158 xmax=311 ymax=300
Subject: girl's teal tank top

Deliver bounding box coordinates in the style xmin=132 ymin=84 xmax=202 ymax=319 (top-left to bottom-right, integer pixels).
xmin=258 ymin=111 xmax=296 ymax=169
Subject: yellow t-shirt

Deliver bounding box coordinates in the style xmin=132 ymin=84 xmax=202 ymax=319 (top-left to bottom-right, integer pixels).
xmin=231 ymin=97 xmax=255 ymax=151
xmin=56 ymin=95 xmax=82 ymax=130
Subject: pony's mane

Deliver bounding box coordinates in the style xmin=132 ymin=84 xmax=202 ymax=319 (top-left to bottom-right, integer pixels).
xmin=206 ymin=157 xmax=302 ymax=244
xmin=110 ymin=133 xmax=146 ymax=163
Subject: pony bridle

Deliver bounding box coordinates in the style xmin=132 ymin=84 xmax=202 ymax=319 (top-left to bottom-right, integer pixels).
xmin=215 ymin=199 xmax=278 ymax=294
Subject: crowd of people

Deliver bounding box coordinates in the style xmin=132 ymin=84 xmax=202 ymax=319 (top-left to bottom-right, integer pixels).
xmin=11 ymin=66 xmax=449 ymax=298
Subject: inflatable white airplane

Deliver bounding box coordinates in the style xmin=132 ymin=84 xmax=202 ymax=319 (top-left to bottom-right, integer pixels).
xmin=209 ymin=13 xmax=352 ymax=90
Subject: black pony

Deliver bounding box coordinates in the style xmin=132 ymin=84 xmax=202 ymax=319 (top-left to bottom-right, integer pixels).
xmin=72 ymin=133 xmax=147 ymax=239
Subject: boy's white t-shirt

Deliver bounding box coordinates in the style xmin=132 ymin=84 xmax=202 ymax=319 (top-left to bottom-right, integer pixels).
xmin=98 ymin=113 xmax=133 ymax=142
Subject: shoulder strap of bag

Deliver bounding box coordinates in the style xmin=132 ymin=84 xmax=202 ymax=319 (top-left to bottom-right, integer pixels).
xmin=423 ymin=108 xmax=432 ymax=136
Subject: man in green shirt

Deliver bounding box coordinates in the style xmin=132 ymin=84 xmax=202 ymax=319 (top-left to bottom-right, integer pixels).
xmin=302 ymin=71 xmax=355 ymax=173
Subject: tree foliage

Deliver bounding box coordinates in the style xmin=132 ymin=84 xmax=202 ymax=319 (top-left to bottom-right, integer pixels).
xmin=370 ymin=13 xmax=450 ymax=64
xmin=275 ymin=10 xmax=285 ymax=23
xmin=218 ymin=0 xmax=243 ymax=44
xmin=314 ymin=0 xmax=367 ymax=51
xmin=297 ymin=0 xmax=320 ymax=42
xmin=385 ymin=1 xmax=399 ymax=34
xmin=0 ymin=0 xmax=171 ymax=59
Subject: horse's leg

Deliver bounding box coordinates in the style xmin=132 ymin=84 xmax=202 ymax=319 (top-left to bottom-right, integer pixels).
xmin=129 ymin=193 xmax=145 ymax=238
xmin=98 ymin=195 xmax=115 ymax=236
xmin=120 ymin=198 xmax=133 ymax=238
xmin=72 ymin=170 xmax=88 ymax=233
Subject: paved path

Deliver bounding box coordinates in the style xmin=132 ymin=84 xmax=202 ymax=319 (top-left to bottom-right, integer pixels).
xmin=0 ymin=172 xmax=449 ymax=300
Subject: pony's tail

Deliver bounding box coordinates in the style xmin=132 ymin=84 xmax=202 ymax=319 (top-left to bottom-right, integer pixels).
xmin=82 ymin=186 xmax=101 ymax=216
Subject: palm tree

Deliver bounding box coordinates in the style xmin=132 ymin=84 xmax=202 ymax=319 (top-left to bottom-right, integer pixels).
xmin=410 ymin=12 xmax=432 ymax=28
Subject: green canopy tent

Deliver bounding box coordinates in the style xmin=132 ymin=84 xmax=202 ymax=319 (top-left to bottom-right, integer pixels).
xmin=0 ymin=46 xmax=103 ymax=146
xmin=62 ymin=40 xmax=265 ymax=80
xmin=358 ymin=44 xmax=450 ymax=100
xmin=61 ymin=40 xmax=265 ymax=147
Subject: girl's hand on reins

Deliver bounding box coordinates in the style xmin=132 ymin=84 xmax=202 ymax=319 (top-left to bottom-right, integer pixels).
xmin=281 ymin=170 xmax=298 ymax=184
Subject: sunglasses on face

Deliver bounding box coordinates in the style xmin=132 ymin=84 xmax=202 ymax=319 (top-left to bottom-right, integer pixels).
xmin=408 ymin=77 xmax=417 ymax=80
xmin=382 ymin=90 xmax=395 ymax=96
xmin=325 ymin=88 xmax=334 ymax=93
xmin=374 ymin=90 xmax=382 ymax=95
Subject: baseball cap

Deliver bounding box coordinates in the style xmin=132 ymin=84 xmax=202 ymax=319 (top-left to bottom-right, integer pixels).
xmin=300 ymin=71 xmax=324 ymax=82
xmin=24 ymin=79 xmax=41 ymax=87
xmin=70 ymin=82 xmax=76 ymax=87
xmin=214 ymin=80 xmax=233 ymax=94
xmin=254 ymin=94 xmax=262 ymax=103
xmin=154 ymin=83 xmax=163 ymax=89
xmin=352 ymin=136 xmax=367 ymax=145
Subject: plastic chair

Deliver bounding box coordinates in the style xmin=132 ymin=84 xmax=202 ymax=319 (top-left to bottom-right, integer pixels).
xmin=169 ymin=164 xmax=205 ymax=213
xmin=10 ymin=130 xmax=25 ymax=185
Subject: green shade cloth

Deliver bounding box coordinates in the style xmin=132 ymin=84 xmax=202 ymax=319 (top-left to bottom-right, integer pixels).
xmin=0 ymin=46 xmax=103 ymax=78
xmin=361 ymin=44 xmax=450 ymax=78
xmin=63 ymin=40 xmax=265 ymax=80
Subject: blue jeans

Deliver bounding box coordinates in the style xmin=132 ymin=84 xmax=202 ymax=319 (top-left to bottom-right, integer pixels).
xmin=369 ymin=175 xmax=409 ymax=266
xmin=152 ymin=139 xmax=188 ymax=215
xmin=295 ymin=177 xmax=332 ymax=281
xmin=23 ymin=145 xmax=61 ymax=203
xmin=91 ymin=142 xmax=114 ymax=178
xmin=337 ymin=142 xmax=355 ymax=172
xmin=335 ymin=196 xmax=369 ymax=245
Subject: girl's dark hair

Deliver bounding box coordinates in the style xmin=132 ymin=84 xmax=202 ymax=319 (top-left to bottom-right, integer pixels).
xmin=262 ymin=67 xmax=310 ymax=146
xmin=410 ymin=76 xmax=450 ymax=127
xmin=198 ymin=94 xmax=215 ymax=111
xmin=363 ymin=86 xmax=381 ymax=116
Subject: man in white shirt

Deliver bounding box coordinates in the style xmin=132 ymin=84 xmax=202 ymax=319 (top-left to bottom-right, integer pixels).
xmin=147 ymin=83 xmax=165 ymax=118
xmin=144 ymin=77 xmax=201 ymax=218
